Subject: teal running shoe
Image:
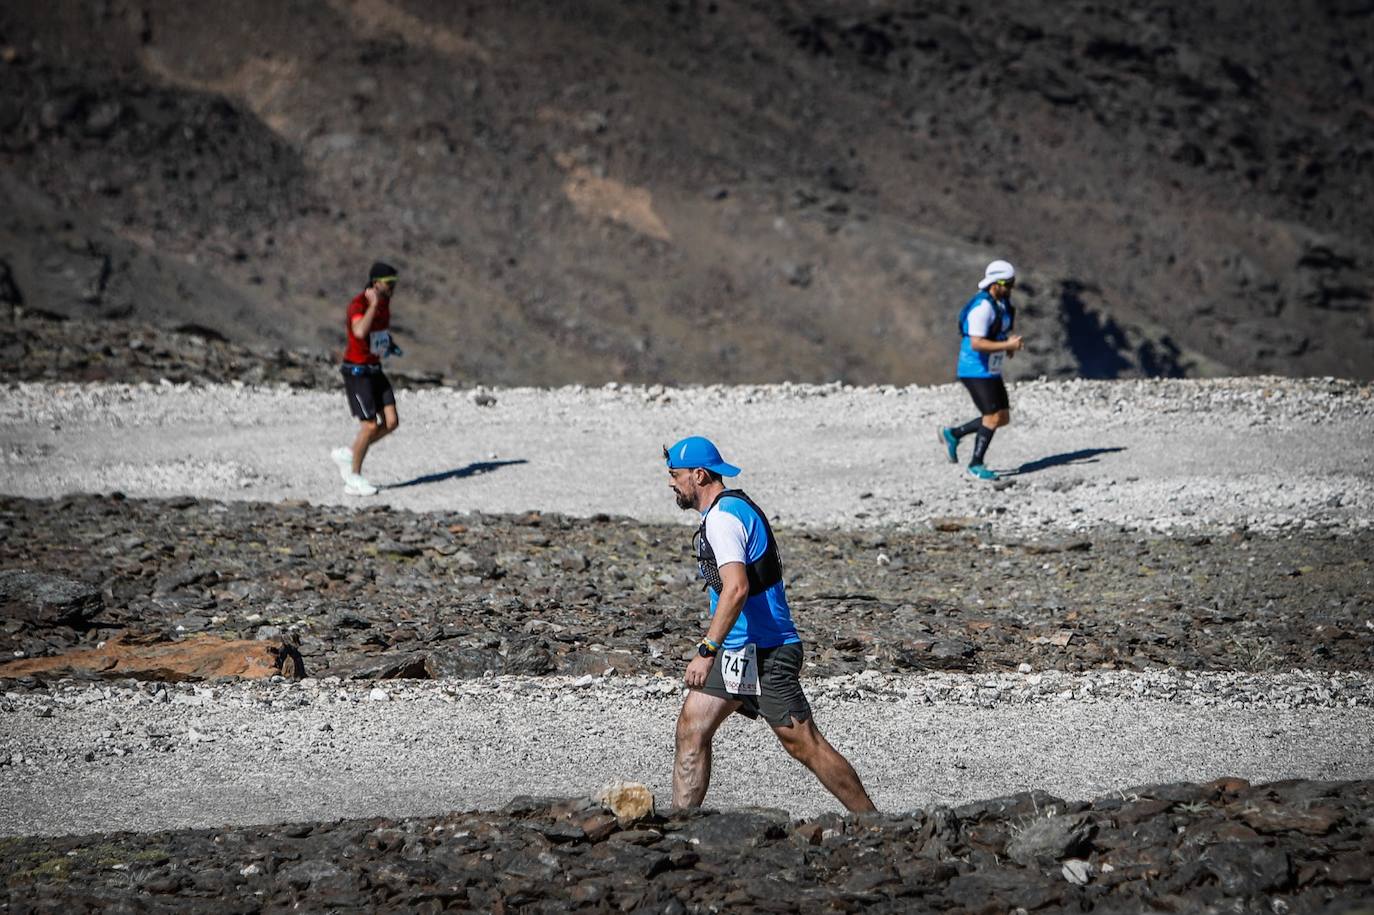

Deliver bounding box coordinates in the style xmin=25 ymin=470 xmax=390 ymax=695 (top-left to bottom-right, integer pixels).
xmin=966 ymin=463 xmax=998 ymax=482
xmin=937 ymin=426 xmax=959 ymax=463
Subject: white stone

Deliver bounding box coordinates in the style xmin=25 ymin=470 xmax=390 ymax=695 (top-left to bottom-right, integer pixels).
xmin=1062 ymin=859 xmax=1091 ymax=885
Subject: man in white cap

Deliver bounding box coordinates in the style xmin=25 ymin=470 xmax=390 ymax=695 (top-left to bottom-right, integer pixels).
xmin=663 ymin=436 xmax=876 ymax=813
xmin=938 ymin=259 xmax=1024 ymax=481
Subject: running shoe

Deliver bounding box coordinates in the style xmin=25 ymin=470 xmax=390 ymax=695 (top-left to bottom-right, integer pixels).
xmin=331 ymin=446 xmax=353 ymax=480
xmin=343 ymin=473 xmax=378 ymax=496
xmin=966 ymin=463 xmax=998 ymax=482
xmin=937 ymin=426 xmax=959 ymax=463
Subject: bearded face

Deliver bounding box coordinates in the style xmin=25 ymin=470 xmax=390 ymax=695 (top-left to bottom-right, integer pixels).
xmin=668 ymin=468 xmax=698 ymax=510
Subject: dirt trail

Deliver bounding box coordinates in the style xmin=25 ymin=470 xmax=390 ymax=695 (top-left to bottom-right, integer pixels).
xmin=3 ymin=677 xmax=1372 ymax=837
xmin=2 ymin=378 xmax=1371 ymax=535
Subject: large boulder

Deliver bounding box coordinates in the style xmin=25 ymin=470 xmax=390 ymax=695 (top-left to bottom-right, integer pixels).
xmin=0 ymin=570 xmax=103 ymax=626
xmin=0 ymin=632 xmax=295 ymax=681
xmin=598 ymin=781 xmax=654 ymax=824
xmin=1006 ymin=813 xmax=1095 ymax=866
xmin=424 ymin=647 xmax=504 ymax=679
xmin=322 ymin=652 xmax=431 ymax=680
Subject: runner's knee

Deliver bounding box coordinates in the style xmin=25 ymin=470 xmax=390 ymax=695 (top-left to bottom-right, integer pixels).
xmin=997 ymin=410 xmax=1011 ymax=427
xmin=675 ymin=726 xmax=709 ymax=759
xmin=774 ymin=718 xmax=821 ymax=761
xmin=675 ymin=712 xmax=710 ymax=749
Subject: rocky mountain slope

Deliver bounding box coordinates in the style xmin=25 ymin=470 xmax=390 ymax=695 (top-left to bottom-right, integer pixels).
xmin=1 ymin=0 xmax=1371 ymax=384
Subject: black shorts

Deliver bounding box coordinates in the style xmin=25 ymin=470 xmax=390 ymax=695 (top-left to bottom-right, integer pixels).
xmin=699 ymin=641 xmax=812 ymax=727
xmin=342 ymin=367 xmax=395 ymax=422
xmin=960 ymin=376 xmax=1010 ymax=415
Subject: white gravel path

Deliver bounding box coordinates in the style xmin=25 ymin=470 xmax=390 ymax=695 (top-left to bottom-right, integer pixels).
xmin=1 ymin=377 xmax=1371 ymax=535
xmin=2 ymin=671 xmax=1372 ymax=837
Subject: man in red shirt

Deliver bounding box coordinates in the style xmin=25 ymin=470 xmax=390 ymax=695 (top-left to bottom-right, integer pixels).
xmin=331 ymin=261 xmax=402 ymax=496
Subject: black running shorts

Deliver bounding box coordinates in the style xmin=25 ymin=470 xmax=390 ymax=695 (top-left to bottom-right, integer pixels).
xmin=699 ymin=642 xmax=812 ymax=727
xmin=342 ymin=368 xmax=395 ymax=422
xmin=960 ymin=376 xmax=1010 ymax=415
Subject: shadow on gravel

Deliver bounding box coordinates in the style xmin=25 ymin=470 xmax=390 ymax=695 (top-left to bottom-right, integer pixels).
xmin=1005 ymin=447 xmax=1125 ymax=476
xmin=384 ymin=459 xmax=528 ymax=490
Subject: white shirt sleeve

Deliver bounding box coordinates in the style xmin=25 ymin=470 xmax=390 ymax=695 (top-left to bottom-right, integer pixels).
xmin=964 ymin=300 xmax=996 ymax=338
xmin=703 ymin=508 xmax=749 ymax=567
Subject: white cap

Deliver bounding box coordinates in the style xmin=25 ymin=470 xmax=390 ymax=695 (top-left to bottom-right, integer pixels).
xmin=978 ymin=259 xmax=1016 ymax=290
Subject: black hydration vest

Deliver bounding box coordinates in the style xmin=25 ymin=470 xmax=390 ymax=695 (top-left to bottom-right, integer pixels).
xmin=694 ymin=490 xmax=783 ymax=596
xmin=958 ymin=293 xmax=1015 ymax=340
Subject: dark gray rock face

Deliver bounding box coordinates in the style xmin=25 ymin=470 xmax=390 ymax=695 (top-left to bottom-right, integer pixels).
xmin=0 ymin=569 xmax=103 ymax=626
xmin=2 ymin=779 xmax=1370 ymax=912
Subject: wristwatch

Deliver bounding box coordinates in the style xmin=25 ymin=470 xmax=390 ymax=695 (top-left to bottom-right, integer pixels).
xmin=697 ymin=640 xmax=719 ymax=659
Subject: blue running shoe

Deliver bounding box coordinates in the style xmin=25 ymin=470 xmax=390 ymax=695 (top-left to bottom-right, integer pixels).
xmin=966 ymin=463 xmax=998 ymax=482
xmin=937 ymin=426 xmax=959 ymax=463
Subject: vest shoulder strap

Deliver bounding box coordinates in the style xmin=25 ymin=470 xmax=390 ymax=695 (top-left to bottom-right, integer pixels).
xmin=700 ymin=489 xmax=783 ymax=596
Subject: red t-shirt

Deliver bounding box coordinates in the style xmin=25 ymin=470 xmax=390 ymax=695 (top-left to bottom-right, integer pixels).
xmin=343 ymin=291 xmax=391 ymax=365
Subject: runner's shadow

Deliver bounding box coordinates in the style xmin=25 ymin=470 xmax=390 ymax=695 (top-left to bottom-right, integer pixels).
xmin=1003 ymin=447 xmax=1125 ymax=476
xmin=384 ymin=459 xmax=528 ymax=490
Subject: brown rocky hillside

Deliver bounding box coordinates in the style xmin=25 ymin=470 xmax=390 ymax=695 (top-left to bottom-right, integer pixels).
xmin=1 ymin=0 xmax=1370 ymax=384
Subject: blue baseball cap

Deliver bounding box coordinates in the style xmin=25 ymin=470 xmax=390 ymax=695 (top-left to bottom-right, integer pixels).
xmin=663 ymin=436 xmax=741 ymax=477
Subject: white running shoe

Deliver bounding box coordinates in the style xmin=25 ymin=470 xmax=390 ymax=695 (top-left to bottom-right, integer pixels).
xmin=343 ymin=473 xmax=378 ymax=497
xmin=331 ymin=446 xmax=353 ymax=480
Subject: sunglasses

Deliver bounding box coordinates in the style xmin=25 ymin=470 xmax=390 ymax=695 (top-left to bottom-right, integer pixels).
xmin=994 ymin=279 xmax=1015 ymax=288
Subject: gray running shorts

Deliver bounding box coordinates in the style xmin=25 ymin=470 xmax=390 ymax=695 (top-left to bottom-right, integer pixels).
xmin=699 ymin=641 xmax=812 ymax=727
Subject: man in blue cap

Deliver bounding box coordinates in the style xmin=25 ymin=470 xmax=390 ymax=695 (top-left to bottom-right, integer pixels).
xmin=664 ymin=436 xmax=876 ymax=812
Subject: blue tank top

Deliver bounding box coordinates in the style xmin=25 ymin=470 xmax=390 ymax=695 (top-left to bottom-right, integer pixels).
xmin=956 ymin=290 xmax=1015 ymax=378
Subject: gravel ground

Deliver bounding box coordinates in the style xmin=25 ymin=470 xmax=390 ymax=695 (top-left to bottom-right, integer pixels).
xmin=3 ymin=376 xmax=1372 ymax=848
xmin=3 ymin=671 xmax=1372 ymax=837
xmin=1 ymin=377 xmax=1371 ymax=535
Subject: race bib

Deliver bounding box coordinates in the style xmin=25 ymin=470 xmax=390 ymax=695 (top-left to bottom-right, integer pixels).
xmin=369 ymin=330 xmax=392 ymax=357
xmin=721 ymin=644 xmax=760 ymax=696
xmin=987 ymin=352 xmax=1005 ymax=374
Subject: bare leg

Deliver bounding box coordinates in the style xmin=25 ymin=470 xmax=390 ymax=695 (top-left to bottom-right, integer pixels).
xmin=982 ymin=408 xmax=1010 ymax=429
xmin=350 ymin=420 xmax=378 ymax=475
xmin=673 ymin=690 xmax=740 ymax=809
xmin=772 ymin=715 xmax=876 ymax=813
xmin=352 ymin=404 xmax=399 ymax=474
xmin=376 ymin=403 xmax=399 ymax=442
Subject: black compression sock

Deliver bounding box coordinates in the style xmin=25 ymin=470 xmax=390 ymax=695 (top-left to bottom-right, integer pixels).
xmin=971 ymin=424 xmax=996 ymax=465
xmin=952 ymin=418 xmax=983 ymax=439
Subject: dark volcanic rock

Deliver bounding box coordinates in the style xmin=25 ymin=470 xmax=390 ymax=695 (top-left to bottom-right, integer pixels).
xmin=1 ymin=494 xmax=1372 ymax=680
xmin=0 ymin=569 xmax=103 ymax=626
xmin=2 ymin=780 xmax=1370 ymax=913
xmin=0 ymin=307 xmax=448 ymax=390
